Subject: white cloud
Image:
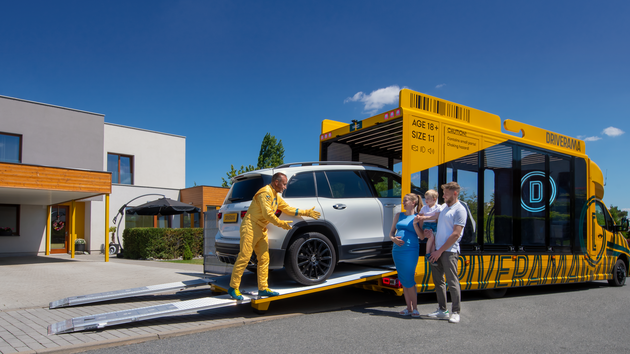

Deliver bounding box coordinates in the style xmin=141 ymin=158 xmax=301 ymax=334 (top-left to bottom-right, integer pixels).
xmin=435 ymin=84 xmax=446 ymax=89
xmin=583 ymin=136 xmax=602 ymax=142
xmin=602 ymin=126 xmax=625 ymax=137
xmin=344 ymin=85 xmax=401 ymax=114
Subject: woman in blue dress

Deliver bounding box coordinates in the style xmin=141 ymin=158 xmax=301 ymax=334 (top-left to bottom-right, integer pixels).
xmin=389 ymin=193 xmax=424 ymax=317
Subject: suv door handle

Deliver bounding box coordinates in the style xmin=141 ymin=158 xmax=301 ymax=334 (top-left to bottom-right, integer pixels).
xmin=333 ymin=204 xmax=347 ymax=210
xmin=384 ymin=204 xmax=397 ymax=208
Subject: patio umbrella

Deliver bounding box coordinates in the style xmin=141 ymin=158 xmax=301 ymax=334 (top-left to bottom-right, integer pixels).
xmin=126 ymin=197 xmax=200 ymax=215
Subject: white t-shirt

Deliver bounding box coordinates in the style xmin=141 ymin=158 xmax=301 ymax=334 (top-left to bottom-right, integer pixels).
xmin=419 ymin=203 xmax=440 ymax=224
xmin=435 ymin=201 xmax=467 ymax=253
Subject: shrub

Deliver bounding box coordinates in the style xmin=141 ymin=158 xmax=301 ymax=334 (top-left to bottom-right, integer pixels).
xmin=122 ymin=228 xmax=203 ymax=260
xmin=183 ymin=243 xmax=193 ymax=260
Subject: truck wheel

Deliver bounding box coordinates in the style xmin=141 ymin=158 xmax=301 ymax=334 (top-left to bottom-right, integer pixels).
xmin=483 ymin=288 xmax=508 ymax=298
xmin=285 ymin=232 xmax=336 ymax=285
xmin=608 ymin=258 xmax=627 ymax=287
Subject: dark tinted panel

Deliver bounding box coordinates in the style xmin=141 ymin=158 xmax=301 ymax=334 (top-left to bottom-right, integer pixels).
xmin=325 ymin=170 xmax=372 ymax=198
xmin=284 ymin=172 xmax=316 ymax=198
xmin=225 ymin=175 xmax=272 ymax=204
xmin=520 ymin=149 xmax=546 ymax=246
xmin=315 ymin=171 xmax=332 ymax=198
xmin=366 ymin=170 xmax=402 ymax=198
xmin=484 ymin=144 xmax=513 ymax=247
xmin=550 ymin=156 xmax=571 ymax=247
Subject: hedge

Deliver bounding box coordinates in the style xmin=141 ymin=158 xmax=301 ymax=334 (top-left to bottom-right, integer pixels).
xmin=122 ymin=228 xmax=204 ymax=260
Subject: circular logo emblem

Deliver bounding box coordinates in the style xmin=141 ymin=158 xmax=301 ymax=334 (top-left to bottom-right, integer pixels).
xmin=520 ymin=171 xmax=556 ymax=213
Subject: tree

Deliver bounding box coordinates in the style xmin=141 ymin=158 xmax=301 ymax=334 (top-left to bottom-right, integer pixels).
xmin=608 ymin=205 xmax=629 ymax=238
xmin=608 ymin=205 xmax=628 ymax=224
xmin=221 ymin=133 xmax=285 ymax=187
xmin=221 ymin=164 xmax=255 ymax=188
xmin=257 ymin=133 xmax=285 ymax=169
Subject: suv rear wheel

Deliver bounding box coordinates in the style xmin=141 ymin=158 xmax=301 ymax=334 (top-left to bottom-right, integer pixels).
xmin=285 ymin=232 xmax=336 ymax=285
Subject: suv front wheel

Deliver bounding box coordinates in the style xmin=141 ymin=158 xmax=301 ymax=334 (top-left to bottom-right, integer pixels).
xmin=285 ymin=232 xmax=337 ymax=285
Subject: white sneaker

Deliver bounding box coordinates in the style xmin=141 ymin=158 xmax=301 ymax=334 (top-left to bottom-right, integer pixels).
xmin=448 ymin=313 xmax=460 ymax=323
xmin=427 ymin=308 xmax=449 ymax=319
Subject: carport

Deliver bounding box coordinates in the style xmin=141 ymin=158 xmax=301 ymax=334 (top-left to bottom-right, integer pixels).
xmin=0 ymin=162 xmax=112 ymax=260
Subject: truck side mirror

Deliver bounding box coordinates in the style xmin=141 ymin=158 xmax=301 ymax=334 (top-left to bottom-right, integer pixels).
xmin=615 ymin=217 xmax=630 ymax=233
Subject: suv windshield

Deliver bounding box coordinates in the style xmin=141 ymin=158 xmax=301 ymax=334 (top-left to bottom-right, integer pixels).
xmin=225 ymin=175 xmax=272 ymax=204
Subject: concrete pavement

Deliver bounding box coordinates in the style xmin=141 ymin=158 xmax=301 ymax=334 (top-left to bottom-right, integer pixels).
xmin=0 ymin=253 xmax=288 ymax=354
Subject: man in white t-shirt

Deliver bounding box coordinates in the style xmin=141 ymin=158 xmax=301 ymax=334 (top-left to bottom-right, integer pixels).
xmin=415 ymin=181 xmax=467 ymax=324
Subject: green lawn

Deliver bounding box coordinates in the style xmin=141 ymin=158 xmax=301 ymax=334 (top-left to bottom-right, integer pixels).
xmin=160 ymin=258 xmax=204 ymax=265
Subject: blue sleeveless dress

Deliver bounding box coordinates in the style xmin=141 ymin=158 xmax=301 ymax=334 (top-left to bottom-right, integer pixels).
xmin=392 ymin=213 xmax=419 ymax=288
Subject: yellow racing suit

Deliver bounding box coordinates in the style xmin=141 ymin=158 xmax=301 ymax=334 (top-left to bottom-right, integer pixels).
xmin=229 ymin=184 xmax=318 ymax=290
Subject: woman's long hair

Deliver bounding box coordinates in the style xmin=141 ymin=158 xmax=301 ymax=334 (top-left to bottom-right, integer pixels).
xmin=404 ymin=193 xmax=423 ymax=214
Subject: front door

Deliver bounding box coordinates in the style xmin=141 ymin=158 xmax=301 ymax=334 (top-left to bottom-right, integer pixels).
xmin=50 ymin=205 xmax=69 ymax=254
xmin=590 ymin=201 xmax=610 ymax=264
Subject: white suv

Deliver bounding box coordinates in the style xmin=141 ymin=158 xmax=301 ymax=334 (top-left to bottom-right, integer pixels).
xmin=215 ymin=161 xmax=421 ymax=285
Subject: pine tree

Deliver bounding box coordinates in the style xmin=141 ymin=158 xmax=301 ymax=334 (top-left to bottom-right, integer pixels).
xmin=221 ymin=133 xmax=285 ymax=187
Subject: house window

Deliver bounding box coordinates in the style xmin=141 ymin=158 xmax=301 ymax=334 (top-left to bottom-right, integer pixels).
xmin=0 ymin=204 xmax=19 ymax=236
xmin=0 ymin=133 xmax=22 ymax=163
xmin=107 ymin=153 xmax=134 ymax=184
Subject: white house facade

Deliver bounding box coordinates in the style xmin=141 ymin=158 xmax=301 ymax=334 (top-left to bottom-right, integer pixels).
xmin=0 ymin=95 xmax=186 ymax=257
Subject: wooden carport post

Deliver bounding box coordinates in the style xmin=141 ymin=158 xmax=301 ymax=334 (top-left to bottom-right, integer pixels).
xmin=105 ymin=194 xmax=110 ymax=262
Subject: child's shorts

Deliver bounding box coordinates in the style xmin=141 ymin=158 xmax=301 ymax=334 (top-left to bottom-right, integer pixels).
xmin=422 ymin=222 xmax=437 ymax=234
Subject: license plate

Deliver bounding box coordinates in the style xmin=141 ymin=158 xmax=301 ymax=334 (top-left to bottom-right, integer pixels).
xmin=223 ymin=213 xmax=238 ymax=223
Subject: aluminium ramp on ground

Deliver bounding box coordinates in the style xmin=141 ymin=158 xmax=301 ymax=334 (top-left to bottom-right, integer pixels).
xmin=48 ymin=264 xmax=396 ymax=334
xmin=49 ymin=278 xmax=213 ymax=309
xmin=47 ymin=294 xmax=255 ymax=335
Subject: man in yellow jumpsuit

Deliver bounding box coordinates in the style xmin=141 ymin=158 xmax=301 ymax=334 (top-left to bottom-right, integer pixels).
xmin=228 ymin=172 xmax=321 ymax=300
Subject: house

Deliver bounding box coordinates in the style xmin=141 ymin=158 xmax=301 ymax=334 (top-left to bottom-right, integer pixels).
xmin=0 ymin=95 xmax=186 ymax=257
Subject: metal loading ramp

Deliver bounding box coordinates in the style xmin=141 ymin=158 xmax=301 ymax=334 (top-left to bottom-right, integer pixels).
xmin=49 ymin=278 xmax=213 ymax=309
xmin=48 ymin=264 xmax=396 ymax=335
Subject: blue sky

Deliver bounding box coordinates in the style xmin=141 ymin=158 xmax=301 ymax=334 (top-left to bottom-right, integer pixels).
xmin=1 ymin=1 xmax=629 ymax=211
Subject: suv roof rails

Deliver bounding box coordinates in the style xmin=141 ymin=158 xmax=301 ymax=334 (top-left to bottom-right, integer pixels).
xmin=275 ymin=161 xmax=387 ymax=169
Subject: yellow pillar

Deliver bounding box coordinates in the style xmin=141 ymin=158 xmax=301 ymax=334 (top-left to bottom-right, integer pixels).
xmin=105 ymin=194 xmax=110 ymax=262
xmin=71 ymin=201 xmax=76 ymax=258
xmin=45 ymin=205 xmax=51 ymax=255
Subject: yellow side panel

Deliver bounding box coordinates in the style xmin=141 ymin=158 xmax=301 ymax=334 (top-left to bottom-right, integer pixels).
xmin=399 ymin=88 xmax=502 ymax=132
xmin=590 ymin=160 xmax=604 ymax=200
xmin=403 ymin=114 xmax=441 ymax=175
xmin=402 ymin=112 xmax=508 ymax=179
xmin=442 ymin=124 xmax=482 ymax=163
xmin=321 ymin=119 xmax=348 ymax=134
xmin=504 ymin=119 xmax=586 ymax=155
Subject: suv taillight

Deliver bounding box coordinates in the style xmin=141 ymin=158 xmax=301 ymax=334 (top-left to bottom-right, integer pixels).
xmin=217 ymin=212 xmax=222 ymax=220
xmin=241 ymin=210 xmax=248 ymax=218
xmin=275 ymin=209 xmax=281 ymax=217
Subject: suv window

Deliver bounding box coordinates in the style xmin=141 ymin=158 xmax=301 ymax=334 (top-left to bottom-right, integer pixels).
xmin=284 ymin=172 xmax=316 ymax=198
xmin=366 ymin=170 xmax=402 ymax=198
xmin=315 ymin=171 xmax=332 ymax=198
xmin=325 ymin=170 xmax=372 ymax=198
xmin=225 ymin=175 xmax=272 ymax=204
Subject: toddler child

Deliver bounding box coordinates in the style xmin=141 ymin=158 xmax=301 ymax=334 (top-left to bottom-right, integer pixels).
xmin=418 ymin=189 xmax=440 ymax=265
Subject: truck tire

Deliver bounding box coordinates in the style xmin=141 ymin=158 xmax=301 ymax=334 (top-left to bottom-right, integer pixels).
xmin=285 ymin=232 xmax=336 ymax=285
xmin=608 ymin=258 xmax=627 ymax=287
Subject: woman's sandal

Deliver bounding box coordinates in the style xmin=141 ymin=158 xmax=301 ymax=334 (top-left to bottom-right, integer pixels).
xmin=399 ymin=308 xmax=412 ymax=316
xmin=411 ymin=309 xmax=420 ymax=318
